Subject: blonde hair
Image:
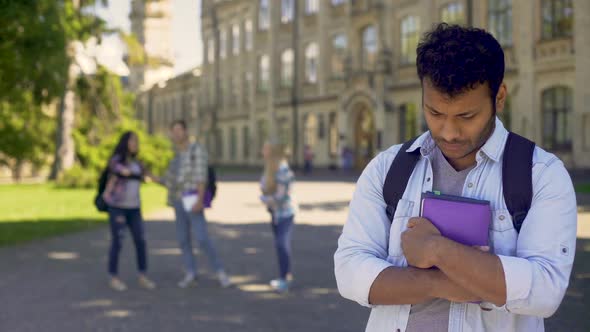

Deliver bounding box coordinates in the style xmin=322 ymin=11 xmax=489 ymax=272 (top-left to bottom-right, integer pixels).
xmin=262 ymin=140 xmax=287 ymax=195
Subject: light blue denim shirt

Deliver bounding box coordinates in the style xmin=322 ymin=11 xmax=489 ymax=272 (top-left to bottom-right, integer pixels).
xmin=334 ymin=118 xmax=577 ymax=332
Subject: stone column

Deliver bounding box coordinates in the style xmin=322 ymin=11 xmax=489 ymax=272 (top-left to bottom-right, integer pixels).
xmin=573 ymin=0 xmax=590 ymax=168
xmin=513 ymin=0 xmax=536 ymax=141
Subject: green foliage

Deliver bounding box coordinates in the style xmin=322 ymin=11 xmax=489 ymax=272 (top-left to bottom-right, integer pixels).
xmin=121 ymin=33 xmax=146 ymax=66
xmin=0 ymin=0 xmax=108 ymax=105
xmin=0 ymin=0 xmax=67 ymax=105
xmin=0 ymin=0 xmax=110 ymax=178
xmin=0 ymin=94 xmax=55 ymax=170
xmin=55 ymin=164 xmax=97 ymax=188
xmin=576 ymin=183 xmax=590 ymax=194
xmin=121 ymin=32 xmax=172 ymax=69
xmin=55 ymin=65 xmax=172 ymax=188
xmin=0 ymin=1 xmax=171 ymax=184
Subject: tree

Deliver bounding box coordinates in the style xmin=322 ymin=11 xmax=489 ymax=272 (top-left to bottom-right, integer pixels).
xmin=0 ymin=95 xmax=55 ymax=181
xmin=0 ymin=0 xmax=69 ymax=106
xmin=67 ymin=65 xmax=171 ymax=184
xmin=50 ymin=0 xmax=109 ymax=179
xmin=0 ymin=0 xmax=67 ymax=180
xmin=0 ymin=0 xmax=109 ymax=180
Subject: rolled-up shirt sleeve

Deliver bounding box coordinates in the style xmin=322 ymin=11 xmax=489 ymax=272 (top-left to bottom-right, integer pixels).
xmin=334 ymin=149 xmax=399 ymax=307
xmin=499 ymin=158 xmax=577 ymax=318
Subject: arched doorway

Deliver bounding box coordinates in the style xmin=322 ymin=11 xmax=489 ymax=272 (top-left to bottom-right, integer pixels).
xmin=354 ymin=105 xmax=375 ymax=170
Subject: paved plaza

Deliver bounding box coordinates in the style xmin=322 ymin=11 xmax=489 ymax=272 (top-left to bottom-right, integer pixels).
xmin=0 ymin=179 xmax=588 ymax=331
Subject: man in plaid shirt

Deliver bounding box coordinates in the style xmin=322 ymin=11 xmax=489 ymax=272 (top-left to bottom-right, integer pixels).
xmin=163 ymin=120 xmax=231 ymax=288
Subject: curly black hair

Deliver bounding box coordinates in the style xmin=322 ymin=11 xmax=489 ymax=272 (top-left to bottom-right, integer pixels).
xmin=416 ymin=23 xmax=505 ymax=102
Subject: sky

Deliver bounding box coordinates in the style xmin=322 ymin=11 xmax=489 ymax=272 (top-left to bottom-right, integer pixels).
xmin=90 ymin=0 xmax=203 ymax=76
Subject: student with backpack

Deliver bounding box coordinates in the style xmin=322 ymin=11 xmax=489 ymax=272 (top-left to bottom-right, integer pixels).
xmin=334 ymin=24 xmax=577 ymax=332
xmin=160 ymin=120 xmax=230 ymax=289
xmin=101 ymin=131 xmax=157 ymax=291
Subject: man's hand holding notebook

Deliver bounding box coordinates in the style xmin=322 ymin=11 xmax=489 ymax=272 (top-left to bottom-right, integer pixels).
xmin=420 ymin=191 xmax=492 ymax=247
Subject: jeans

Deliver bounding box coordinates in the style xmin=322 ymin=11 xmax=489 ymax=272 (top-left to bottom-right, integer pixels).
xmin=107 ymin=207 xmax=147 ymax=276
xmin=271 ymin=214 xmax=294 ymax=279
xmin=173 ymin=201 xmax=223 ymax=275
xmin=304 ymin=160 xmax=313 ymax=174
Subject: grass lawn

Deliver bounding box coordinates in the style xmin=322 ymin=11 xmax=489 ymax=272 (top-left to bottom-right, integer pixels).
xmin=576 ymin=183 xmax=590 ymax=194
xmin=0 ymin=183 xmax=167 ymax=247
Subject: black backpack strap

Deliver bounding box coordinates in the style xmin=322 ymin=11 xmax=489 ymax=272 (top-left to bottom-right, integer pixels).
xmin=383 ymin=138 xmax=421 ymax=222
xmin=503 ymin=132 xmax=535 ymax=233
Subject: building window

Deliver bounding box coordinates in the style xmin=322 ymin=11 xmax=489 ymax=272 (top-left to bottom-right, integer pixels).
xmin=441 ymin=2 xmax=466 ymax=25
xmin=542 ymin=0 xmax=573 ymax=39
xmin=488 ymin=0 xmax=512 ymax=46
xmin=278 ymin=119 xmax=291 ymax=151
xmin=230 ymin=127 xmax=237 ymax=161
xmin=244 ymin=71 xmax=253 ymax=104
xmin=305 ymin=43 xmax=319 ymax=84
xmin=361 ymin=25 xmax=377 ymax=70
xmin=282 ymin=0 xmax=294 ymax=23
xmin=401 ymin=16 xmax=420 ymax=65
xmin=258 ymin=55 xmax=270 ymax=92
xmin=243 ymin=126 xmax=250 ymax=159
xmin=217 ymin=129 xmax=224 ymax=160
xmin=230 ymin=76 xmax=239 ymax=105
xmin=220 ymin=28 xmax=227 ymax=58
xmin=399 ymin=103 xmax=418 ymax=141
xmin=542 ymin=86 xmax=573 ymax=151
xmin=259 ymin=0 xmax=270 ymax=30
xmin=306 ymin=0 xmax=319 ymax=14
xmin=329 ymin=112 xmax=339 ymax=157
xmin=304 ymin=113 xmax=318 ymax=147
xmin=281 ymin=49 xmax=294 ymax=88
xmin=257 ymin=119 xmax=269 ymax=156
xmin=232 ymin=24 xmax=240 ymax=55
xmin=209 ymin=80 xmax=215 ymax=104
xmin=245 ymin=20 xmax=253 ymax=50
xmin=318 ymin=114 xmax=325 ymax=139
xmin=331 ymin=33 xmax=347 ymax=78
xmin=207 ymin=38 xmax=215 ymax=63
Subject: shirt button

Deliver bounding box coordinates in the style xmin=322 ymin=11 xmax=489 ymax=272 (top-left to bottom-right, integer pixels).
xmin=499 ymin=215 xmax=505 ymax=221
xmin=467 ymin=182 xmax=474 ymax=188
xmin=479 ymin=151 xmax=484 ymax=157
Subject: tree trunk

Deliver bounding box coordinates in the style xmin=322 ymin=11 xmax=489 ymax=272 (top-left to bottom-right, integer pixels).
xmin=49 ymin=50 xmax=77 ymax=180
xmin=12 ymin=159 xmax=24 ymax=183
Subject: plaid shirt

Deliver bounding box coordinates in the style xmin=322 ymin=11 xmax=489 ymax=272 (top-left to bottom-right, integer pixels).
xmin=164 ymin=142 xmax=208 ymax=206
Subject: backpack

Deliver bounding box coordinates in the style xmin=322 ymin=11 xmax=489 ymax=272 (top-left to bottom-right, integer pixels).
xmin=189 ymin=143 xmax=217 ymax=202
xmin=208 ymin=165 xmax=217 ymax=200
xmin=383 ymin=132 xmax=535 ymax=233
xmin=94 ymin=167 xmax=110 ymax=212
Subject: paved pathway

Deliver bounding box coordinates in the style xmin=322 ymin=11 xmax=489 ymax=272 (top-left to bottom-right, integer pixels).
xmin=0 ymin=180 xmax=588 ymax=331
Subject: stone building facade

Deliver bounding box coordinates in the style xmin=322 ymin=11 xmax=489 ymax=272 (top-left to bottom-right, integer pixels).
xmin=139 ymin=0 xmax=590 ymax=169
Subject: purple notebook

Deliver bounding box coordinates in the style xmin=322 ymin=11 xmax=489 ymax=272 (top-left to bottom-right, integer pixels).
xmin=420 ymin=192 xmax=491 ymax=246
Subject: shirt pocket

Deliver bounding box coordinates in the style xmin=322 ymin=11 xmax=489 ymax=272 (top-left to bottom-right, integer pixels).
xmin=388 ymin=199 xmax=415 ymax=258
xmin=489 ymin=209 xmax=518 ymax=256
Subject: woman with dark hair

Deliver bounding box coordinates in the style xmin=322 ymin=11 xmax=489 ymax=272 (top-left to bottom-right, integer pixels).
xmin=103 ymin=131 xmax=156 ymax=291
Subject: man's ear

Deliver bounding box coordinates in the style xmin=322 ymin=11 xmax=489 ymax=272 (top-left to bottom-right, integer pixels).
xmin=495 ymin=83 xmax=508 ymax=114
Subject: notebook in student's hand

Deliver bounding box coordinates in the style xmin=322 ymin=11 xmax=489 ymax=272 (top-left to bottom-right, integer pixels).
xmin=420 ymin=191 xmax=491 ymax=246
